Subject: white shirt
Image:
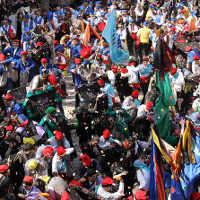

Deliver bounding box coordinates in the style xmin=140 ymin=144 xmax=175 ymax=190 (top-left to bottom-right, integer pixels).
xmin=192 ymin=62 xmax=200 ymax=76
xmin=137 ymin=168 xmax=150 ymax=191
xmin=137 ymin=104 xmax=147 ymax=118
xmin=48 ymin=136 xmax=70 ymax=149
xmin=52 ymin=148 xmax=74 ymax=173
xmin=0 ymin=25 xmax=16 ymax=35
xmin=97 ymin=182 xmax=124 ymax=200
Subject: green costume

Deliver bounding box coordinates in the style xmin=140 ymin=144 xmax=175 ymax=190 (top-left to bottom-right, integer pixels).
xmin=22 ymin=92 xmax=37 ymax=120
xmin=40 ymin=107 xmax=78 ymax=138
xmin=107 ymin=107 xmax=131 ymax=138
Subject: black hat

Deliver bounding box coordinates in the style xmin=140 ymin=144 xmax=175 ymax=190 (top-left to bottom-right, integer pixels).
xmin=87 ymin=166 xmax=96 ymax=176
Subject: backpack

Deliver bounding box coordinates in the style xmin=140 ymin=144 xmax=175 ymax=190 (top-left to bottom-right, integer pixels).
xmin=51 ymin=68 xmax=62 ymax=83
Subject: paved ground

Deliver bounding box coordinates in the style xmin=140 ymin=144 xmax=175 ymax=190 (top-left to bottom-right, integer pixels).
xmin=62 ymin=73 xmax=82 ymax=178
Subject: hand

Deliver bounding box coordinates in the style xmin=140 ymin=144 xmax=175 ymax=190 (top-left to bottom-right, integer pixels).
xmin=70 ymin=26 xmax=73 ymax=32
xmin=118 ymin=110 xmax=124 ymax=113
xmin=42 ymin=69 xmax=46 ymax=72
xmin=52 ymin=171 xmax=58 ymax=176
xmin=11 ymin=62 xmax=15 ymax=67
xmin=122 ymin=171 xmax=128 ymax=176
xmin=78 ymin=178 xmax=86 ymax=183
xmin=26 ymin=67 xmax=30 ymax=71
xmin=18 ymin=194 xmax=26 ymax=199
xmin=46 ymin=114 xmax=51 ymax=119
xmin=9 ymin=143 xmax=14 ymax=149
xmin=96 ymin=97 xmax=99 ymax=101
xmin=93 ymin=147 xmax=98 ymax=153
xmin=119 ymin=177 xmax=124 ymax=183
xmin=71 ymin=69 xmax=76 ymax=74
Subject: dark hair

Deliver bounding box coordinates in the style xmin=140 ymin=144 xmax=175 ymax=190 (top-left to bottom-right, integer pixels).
xmin=113 ymin=102 xmax=121 ymax=108
xmin=91 ymin=73 xmax=96 ymax=79
xmin=33 ymin=179 xmax=46 ymax=192
xmin=97 ymin=57 xmax=102 ymax=62
xmin=107 ymin=115 xmax=114 ymax=120
xmin=23 ymin=143 xmax=34 ymax=151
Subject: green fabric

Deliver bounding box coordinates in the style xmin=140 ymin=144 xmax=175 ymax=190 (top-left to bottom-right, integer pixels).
xmin=71 ymin=118 xmax=79 ymax=130
xmin=45 ymin=107 xmax=56 ymax=114
xmin=165 ymin=136 xmax=179 ymax=147
xmin=114 ymin=121 xmax=130 ymax=138
xmin=35 ymin=90 xmax=45 ymax=95
xmin=47 ymin=85 xmax=54 ymax=91
xmin=26 ymin=92 xmax=34 ymax=98
xmin=107 ymin=108 xmax=131 ymax=124
xmin=155 ymin=71 xmax=176 ymax=140
xmin=40 ymin=115 xmax=58 ymax=138
xmin=55 ymin=93 xmax=62 ymax=103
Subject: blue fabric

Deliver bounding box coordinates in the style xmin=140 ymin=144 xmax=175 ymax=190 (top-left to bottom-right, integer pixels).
xmin=33 ymin=16 xmax=43 ymax=25
xmin=67 ymin=60 xmax=89 ymax=87
xmin=14 ymin=57 xmax=36 ymax=80
xmin=5 ymin=103 xmax=22 ymax=117
xmin=39 ymin=63 xmax=53 ymax=75
xmin=66 ymin=41 xmax=82 ymax=58
xmin=0 ymin=66 xmax=3 ymax=75
xmin=188 ymin=50 xmax=200 ymax=64
xmin=4 ymin=47 xmax=23 ymax=63
xmin=133 ymin=159 xmax=150 ymax=173
xmin=102 ymin=8 xmax=129 ymax=63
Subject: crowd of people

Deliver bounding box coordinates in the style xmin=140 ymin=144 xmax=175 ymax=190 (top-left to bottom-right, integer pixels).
xmin=0 ymin=0 xmax=200 ymax=199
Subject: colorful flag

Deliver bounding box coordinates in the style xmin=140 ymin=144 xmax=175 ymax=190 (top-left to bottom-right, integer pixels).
xmin=155 ymin=70 xmax=176 ymax=140
xmin=102 ymin=8 xmax=129 ymax=63
xmin=150 ymin=134 xmax=166 ymax=200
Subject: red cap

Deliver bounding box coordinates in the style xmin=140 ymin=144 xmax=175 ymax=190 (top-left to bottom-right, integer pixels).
xmin=170 ymin=27 xmax=176 ymax=32
xmin=4 ymin=94 xmax=14 ymax=100
xmin=73 ymin=37 xmax=80 ymax=42
xmin=146 ymin=101 xmax=153 ymax=110
xmin=185 ymin=46 xmax=192 ymax=52
xmin=131 ymin=90 xmax=139 ymax=98
xmin=13 ymin=39 xmax=20 ymax=43
xmin=121 ymin=68 xmax=128 ymax=74
xmin=0 ymin=164 xmax=9 ymax=173
xmin=193 ymin=55 xmax=199 ymax=60
xmin=103 ymin=128 xmax=110 ymax=139
xmin=6 ymin=125 xmax=13 ymax=131
xmin=74 ymin=58 xmax=82 ymax=64
xmin=42 ymin=146 xmax=54 ymax=156
xmin=170 ymin=67 xmax=177 ymax=75
xmin=53 ymin=40 xmax=59 ymax=46
xmin=55 ymin=130 xmax=63 ymax=140
xmin=37 ymin=42 xmax=43 ymax=46
xmin=81 ymin=154 xmax=91 ymax=166
xmin=111 ymin=66 xmax=118 ymax=72
xmin=20 ymin=51 xmax=28 ymax=55
xmin=143 ymin=57 xmax=149 ymax=61
xmin=56 ymin=146 xmax=66 ymax=155
xmin=102 ymin=177 xmax=114 ymax=186
xmin=20 ymin=119 xmax=29 ymax=128
xmin=0 ymin=54 xmax=6 ymax=61
xmin=41 ymin=58 xmax=48 ymax=64
xmin=69 ymin=180 xmax=83 ymax=187
xmin=23 ymin=176 xmax=33 ymax=185
xmin=135 ymin=189 xmax=149 ymax=200
xmin=129 ymin=62 xmax=136 ymax=66
xmin=97 ymin=79 xmax=105 ymax=87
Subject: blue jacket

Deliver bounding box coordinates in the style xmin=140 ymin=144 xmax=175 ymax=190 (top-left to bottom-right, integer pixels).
xmin=68 ymin=60 xmax=89 ymax=87
xmin=39 ymin=63 xmax=53 ymax=75
xmin=5 ymin=102 xmax=22 ymax=117
xmin=14 ymin=57 xmax=36 ymax=80
xmin=66 ymin=41 xmax=82 ymax=58
xmin=4 ymin=47 xmax=23 ymax=63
